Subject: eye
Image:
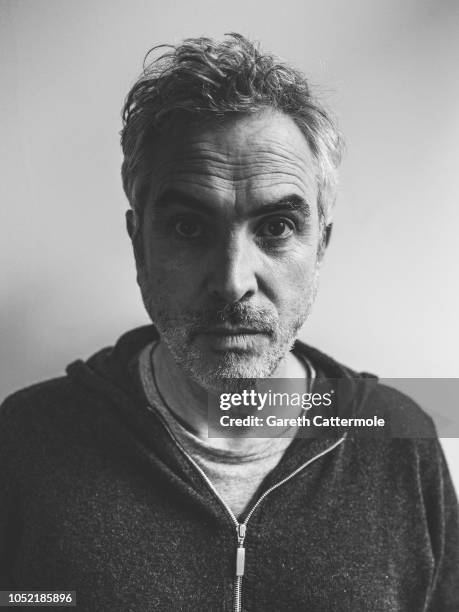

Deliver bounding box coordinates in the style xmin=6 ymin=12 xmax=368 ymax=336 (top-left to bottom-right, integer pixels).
xmin=258 ymin=218 xmax=294 ymax=239
xmin=174 ymin=218 xmax=203 ymax=238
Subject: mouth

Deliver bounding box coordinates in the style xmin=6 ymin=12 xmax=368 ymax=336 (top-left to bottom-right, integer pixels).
xmin=195 ymin=326 xmax=270 ymax=352
xmin=201 ymin=326 xmax=267 ymax=336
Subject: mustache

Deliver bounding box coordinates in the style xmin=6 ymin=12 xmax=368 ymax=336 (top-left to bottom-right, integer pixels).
xmin=214 ymin=303 xmax=274 ymax=327
xmin=158 ymin=303 xmax=278 ymax=334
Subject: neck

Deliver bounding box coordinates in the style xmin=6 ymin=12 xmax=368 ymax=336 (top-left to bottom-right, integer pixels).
xmin=152 ymin=341 xmax=308 ymax=450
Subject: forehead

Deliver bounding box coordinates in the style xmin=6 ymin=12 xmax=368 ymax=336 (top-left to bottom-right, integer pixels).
xmin=146 ymin=110 xmax=318 ymax=211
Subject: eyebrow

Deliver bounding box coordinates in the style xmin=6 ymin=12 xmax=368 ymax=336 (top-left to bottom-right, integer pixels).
xmin=155 ymin=189 xmax=311 ymax=218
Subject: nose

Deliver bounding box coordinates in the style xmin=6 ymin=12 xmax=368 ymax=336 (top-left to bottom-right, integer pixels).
xmin=206 ymin=232 xmax=258 ymax=303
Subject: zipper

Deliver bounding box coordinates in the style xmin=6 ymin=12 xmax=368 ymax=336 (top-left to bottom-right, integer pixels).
xmin=234 ymin=523 xmax=246 ymax=612
xmin=231 ymin=434 xmax=346 ymax=612
xmin=147 ymin=404 xmax=346 ymax=612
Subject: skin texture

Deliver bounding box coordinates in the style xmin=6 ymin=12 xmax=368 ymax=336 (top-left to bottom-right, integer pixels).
xmin=128 ymin=109 xmax=326 ymax=438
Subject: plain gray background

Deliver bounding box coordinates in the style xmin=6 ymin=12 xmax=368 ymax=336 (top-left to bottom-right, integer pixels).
xmin=1 ymin=0 xmax=458 ymax=490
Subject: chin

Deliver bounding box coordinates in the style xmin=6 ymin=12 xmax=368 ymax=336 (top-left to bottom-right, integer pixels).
xmin=178 ymin=349 xmax=283 ymax=395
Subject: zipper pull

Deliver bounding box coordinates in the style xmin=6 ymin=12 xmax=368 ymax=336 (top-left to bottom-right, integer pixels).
xmin=236 ymin=523 xmax=246 ymax=577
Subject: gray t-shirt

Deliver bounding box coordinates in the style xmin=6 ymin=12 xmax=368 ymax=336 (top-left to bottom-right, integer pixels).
xmin=138 ymin=342 xmax=314 ymax=519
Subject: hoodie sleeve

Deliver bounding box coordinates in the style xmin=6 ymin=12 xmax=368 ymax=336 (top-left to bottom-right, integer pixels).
xmin=420 ymin=439 xmax=459 ymax=611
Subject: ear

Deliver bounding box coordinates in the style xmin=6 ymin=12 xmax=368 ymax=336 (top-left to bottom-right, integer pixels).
xmin=317 ymin=222 xmax=332 ymax=263
xmin=126 ymin=209 xmax=143 ymax=264
xmin=324 ymin=222 xmax=332 ymax=249
xmin=126 ymin=209 xmax=134 ymax=237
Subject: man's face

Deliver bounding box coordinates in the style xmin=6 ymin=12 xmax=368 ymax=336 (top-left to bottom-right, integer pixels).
xmin=133 ymin=110 xmax=324 ymax=392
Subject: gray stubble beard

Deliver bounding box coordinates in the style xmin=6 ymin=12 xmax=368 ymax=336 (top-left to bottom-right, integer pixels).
xmin=137 ymin=266 xmax=320 ymax=395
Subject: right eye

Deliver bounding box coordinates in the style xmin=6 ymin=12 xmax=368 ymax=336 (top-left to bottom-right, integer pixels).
xmin=174 ymin=218 xmax=204 ymax=238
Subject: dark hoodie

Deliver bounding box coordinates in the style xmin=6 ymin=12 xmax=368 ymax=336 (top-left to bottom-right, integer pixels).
xmin=0 ymin=326 xmax=458 ymax=611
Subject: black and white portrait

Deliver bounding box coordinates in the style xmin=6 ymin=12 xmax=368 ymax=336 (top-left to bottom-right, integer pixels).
xmin=1 ymin=1 xmax=458 ymax=610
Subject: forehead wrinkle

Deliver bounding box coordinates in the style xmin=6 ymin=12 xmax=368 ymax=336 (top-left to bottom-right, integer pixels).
xmin=153 ymin=150 xmax=229 ymax=174
xmin=231 ymin=155 xmax=316 ymax=188
xmin=153 ymin=175 xmax=237 ymax=209
xmin=153 ymin=151 xmax=315 ymax=187
xmin=156 ymin=170 xmax=313 ymax=196
xmin=247 ymin=139 xmax=314 ymax=164
xmin=151 ymin=158 xmax=317 ymax=214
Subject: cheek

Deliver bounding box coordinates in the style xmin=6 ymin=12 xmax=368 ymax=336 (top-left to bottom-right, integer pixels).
xmin=262 ymin=246 xmax=318 ymax=302
xmin=142 ymin=242 xmax=201 ymax=300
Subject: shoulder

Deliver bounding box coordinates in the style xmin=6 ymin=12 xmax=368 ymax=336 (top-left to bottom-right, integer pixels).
xmin=363 ymin=381 xmax=437 ymax=438
xmin=0 ymin=376 xmax=84 ymax=440
xmin=2 ymin=375 xmax=78 ymax=411
xmin=296 ymin=339 xmax=437 ymax=438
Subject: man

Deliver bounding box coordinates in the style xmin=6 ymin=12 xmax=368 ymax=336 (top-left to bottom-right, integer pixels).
xmin=1 ymin=34 xmax=458 ymax=611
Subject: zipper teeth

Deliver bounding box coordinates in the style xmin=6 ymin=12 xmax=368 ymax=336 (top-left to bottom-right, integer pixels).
xmin=234 ymin=576 xmax=242 ymax=612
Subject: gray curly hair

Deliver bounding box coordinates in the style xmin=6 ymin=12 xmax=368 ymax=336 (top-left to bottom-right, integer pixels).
xmin=121 ymin=33 xmax=344 ymax=225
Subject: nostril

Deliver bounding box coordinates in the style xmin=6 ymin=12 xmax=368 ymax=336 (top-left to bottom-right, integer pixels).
xmin=209 ymin=284 xmax=255 ymax=304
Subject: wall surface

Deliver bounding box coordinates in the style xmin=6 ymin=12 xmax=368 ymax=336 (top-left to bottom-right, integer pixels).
xmin=1 ymin=0 xmax=458 ymax=489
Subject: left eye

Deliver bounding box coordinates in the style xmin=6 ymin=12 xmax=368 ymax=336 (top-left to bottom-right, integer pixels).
xmin=258 ymin=219 xmax=294 ymax=238
xmin=174 ymin=219 xmax=203 ymax=238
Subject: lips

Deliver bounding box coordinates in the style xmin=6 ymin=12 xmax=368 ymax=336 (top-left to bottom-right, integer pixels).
xmin=194 ymin=326 xmax=271 ymax=352
xmin=202 ymin=327 xmax=264 ymax=336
